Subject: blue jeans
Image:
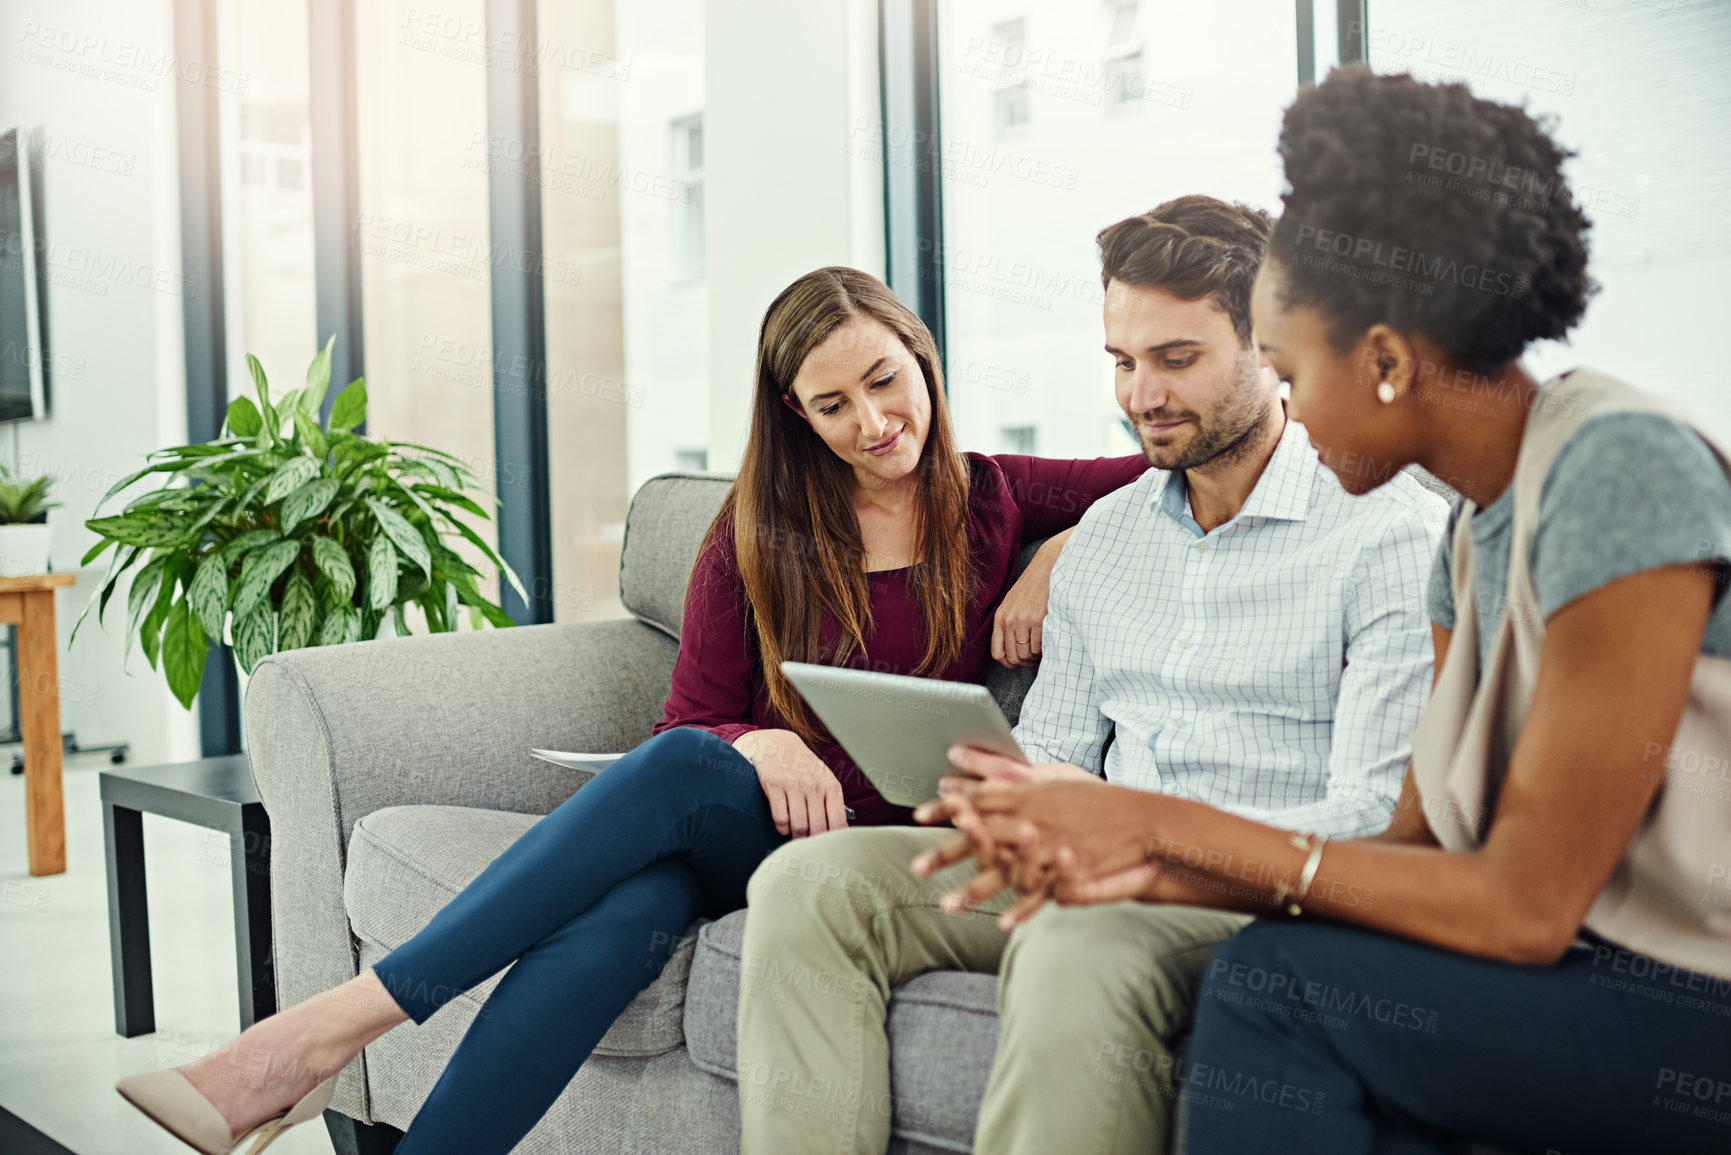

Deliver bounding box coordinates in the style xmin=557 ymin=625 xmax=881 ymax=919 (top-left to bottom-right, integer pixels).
xmin=372 ymin=727 xmax=786 ymax=1155
xmin=1185 ymin=919 xmax=1731 ymax=1154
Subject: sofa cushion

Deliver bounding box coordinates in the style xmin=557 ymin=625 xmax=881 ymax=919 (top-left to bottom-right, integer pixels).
xmin=344 ymin=804 xmax=697 ymax=1058
xmin=619 ymin=472 xmax=735 ymax=639
xmin=618 ymin=474 xmax=1056 ymax=668
xmin=685 ymin=910 xmax=1001 ymax=1152
xmin=979 ymin=539 xmax=1046 ymax=727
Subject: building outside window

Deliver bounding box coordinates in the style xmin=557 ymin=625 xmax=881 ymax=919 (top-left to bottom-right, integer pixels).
xmin=1000 ymin=424 xmax=1038 ymax=454
xmin=671 ymin=112 xmax=705 ymax=281
xmin=988 ymin=18 xmax=1032 ymax=137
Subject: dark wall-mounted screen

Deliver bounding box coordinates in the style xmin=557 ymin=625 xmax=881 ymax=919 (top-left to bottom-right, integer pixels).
xmin=0 ymin=128 xmax=47 ymax=423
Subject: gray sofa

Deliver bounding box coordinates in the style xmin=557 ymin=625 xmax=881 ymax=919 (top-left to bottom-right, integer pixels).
xmin=246 ymin=472 xmax=1043 ymax=1154
xmin=248 ymin=468 xmax=1510 ymax=1155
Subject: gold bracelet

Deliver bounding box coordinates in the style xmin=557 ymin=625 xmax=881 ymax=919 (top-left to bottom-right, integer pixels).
xmin=1270 ymin=831 xmax=1310 ymax=912
xmin=1286 ymin=832 xmax=1330 ymax=917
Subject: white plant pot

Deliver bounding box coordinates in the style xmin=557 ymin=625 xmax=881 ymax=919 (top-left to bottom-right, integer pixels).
xmin=0 ymin=523 xmax=53 ymax=578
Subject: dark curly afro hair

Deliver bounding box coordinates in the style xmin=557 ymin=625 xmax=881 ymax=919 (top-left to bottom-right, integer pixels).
xmin=1271 ymin=65 xmax=1595 ymax=374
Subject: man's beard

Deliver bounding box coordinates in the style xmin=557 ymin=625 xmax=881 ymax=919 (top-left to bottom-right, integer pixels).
xmin=1134 ymin=355 xmax=1272 ymax=473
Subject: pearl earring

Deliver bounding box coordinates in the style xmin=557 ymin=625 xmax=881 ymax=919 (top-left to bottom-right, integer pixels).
xmin=1376 ymin=381 xmax=1396 ymax=404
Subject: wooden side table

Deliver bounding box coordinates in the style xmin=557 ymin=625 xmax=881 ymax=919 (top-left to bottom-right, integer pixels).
xmin=0 ymin=572 xmax=75 ymax=877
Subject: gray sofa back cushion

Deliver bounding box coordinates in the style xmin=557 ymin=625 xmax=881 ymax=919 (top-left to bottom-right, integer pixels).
xmin=619 ymin=472 xmax=735 ymax=638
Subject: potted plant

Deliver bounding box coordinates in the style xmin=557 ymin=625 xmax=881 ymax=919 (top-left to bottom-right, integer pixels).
xmin=0 ymin=464 xmax=60 ymax=577
xmin=72 ymin=338 xmax=524 ymax=709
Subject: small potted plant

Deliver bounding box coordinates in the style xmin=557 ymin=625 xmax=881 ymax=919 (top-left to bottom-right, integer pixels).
xmin=72 ymin=338 xmax=523 ymax=709
xmin=0 ymin=465 xmax=60 ymax=577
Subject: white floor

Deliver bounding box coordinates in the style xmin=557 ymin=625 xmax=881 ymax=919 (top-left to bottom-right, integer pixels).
xmin=0 ymin=752 xmax=334 ymax=1155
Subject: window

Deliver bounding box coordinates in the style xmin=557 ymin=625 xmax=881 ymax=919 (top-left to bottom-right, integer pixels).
xmin=1367 ymin=0 xmax=1731 ymax=441
xmin=1101 ymin=0 xmax=1145 ymax=107
xmin=342 ymin=0 xmax=710 ymax=625
xmin=216 ymin=0 xmax=317 ymax=405
xmin=352 ymin=0 xmax=500 ymax=607
xmin=539 ymin=0 xmax=710 ymax=619
xmin=1103 ymin=0 xmax=1142 ymax=54
xmin=1000 ymin=424 xmax=1038 ymax=454
xmin=993 ymin=83 xmax=1032 ymax=135
xmin=938 ymin=0 xmax=1294 ymax=459
xmin=607 ymin=1 xmax=708 ymax=499
xmin=216 ymin=0 xmax=712 ymax=629
xmin=987 ymin=19 xmax=1032 ymax=136
xmin=1102 ymin=54 xmax=1144 ymax=106
xmin=237 ymin=104 xmax=309 ymax=192
xmin=671 ymin=113 xmax=705 ymax=280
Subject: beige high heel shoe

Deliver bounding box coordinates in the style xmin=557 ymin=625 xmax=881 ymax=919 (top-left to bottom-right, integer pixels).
xmin=116 ymin=1069 xmax=336 ymax=1155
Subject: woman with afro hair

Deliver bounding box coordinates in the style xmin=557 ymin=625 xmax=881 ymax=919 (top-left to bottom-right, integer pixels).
xmin=911 ymin=65 xmax=1731 ymax=1154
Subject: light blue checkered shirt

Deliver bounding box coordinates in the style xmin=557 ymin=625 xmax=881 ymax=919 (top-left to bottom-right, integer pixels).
xmin=1012 ymin=414 xmax=1448 ymax=838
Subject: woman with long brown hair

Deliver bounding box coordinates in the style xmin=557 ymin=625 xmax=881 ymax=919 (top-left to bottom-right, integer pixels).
xmin=115 ymin=266 xmax=1146 ymax=1155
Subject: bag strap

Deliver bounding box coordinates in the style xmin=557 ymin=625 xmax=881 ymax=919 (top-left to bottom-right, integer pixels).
xmin=1448 ymin=497 xmax=1477 ymax=624
xmin=1512 ymin=370 xmax=1731 ymax=543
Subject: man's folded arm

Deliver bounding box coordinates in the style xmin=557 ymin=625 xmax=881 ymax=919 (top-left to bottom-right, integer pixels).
xmin=1009 ymin=551 xmax=1112 ymax=773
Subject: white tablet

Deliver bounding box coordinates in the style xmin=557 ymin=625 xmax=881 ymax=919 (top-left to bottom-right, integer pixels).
xmin=781 ymin=661 xmax=1027 ymax=807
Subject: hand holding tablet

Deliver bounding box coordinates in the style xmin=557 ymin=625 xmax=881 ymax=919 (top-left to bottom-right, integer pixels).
xmin=781 ymin=661 xmax=1028 ymax=806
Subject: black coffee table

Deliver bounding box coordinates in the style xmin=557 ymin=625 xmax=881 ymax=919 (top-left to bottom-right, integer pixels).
xmin=100 ymin=755 xmax=275 ymax=1037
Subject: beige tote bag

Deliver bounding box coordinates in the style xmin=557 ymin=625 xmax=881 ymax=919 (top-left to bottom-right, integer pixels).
xmin=1411 ymin=368 xmax=1731 ymax=981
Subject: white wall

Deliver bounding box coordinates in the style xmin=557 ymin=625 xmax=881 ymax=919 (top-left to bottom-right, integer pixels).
xmin=1 ymin=0 xmax=202 ymax=765
xmin=702 ymin=0 xmax=885 ymax=475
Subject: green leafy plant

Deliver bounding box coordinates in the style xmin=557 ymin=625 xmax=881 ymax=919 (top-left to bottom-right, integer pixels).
xmin=0 ymin=466 xmax=60 ymax=525
xmin=73 ymin=338 xmax=524 ymax=709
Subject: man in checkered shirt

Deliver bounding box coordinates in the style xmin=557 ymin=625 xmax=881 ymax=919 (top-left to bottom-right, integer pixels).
xmin=735 ymin=195 xmax=1448 ymax=1155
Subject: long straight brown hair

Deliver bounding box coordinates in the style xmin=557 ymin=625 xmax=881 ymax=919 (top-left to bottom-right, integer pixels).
xmin=704 ymin=267 xmax=975 ymax=746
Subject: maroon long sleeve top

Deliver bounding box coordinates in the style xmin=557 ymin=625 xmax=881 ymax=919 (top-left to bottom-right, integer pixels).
xmin=651 ymin=452 xmax=1147 ymax=827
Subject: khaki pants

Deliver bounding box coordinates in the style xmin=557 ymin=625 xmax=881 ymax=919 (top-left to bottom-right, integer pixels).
xmin=736 ymin=827 xmax=1250 ymax=1155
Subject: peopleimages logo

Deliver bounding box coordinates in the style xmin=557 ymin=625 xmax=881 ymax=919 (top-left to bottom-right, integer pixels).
xmin=1290 ymin=224 xmax=1528 ymax=299
xmin=350 ymin=212 xmax=583 ymax=286
xmin=0 ymin=234 xmax=197 ymax=299
xmin=15 ymin=22 xmax=249 ymax=93
xmin=1362 ymin=27 xmax=1576 ymax=95
xmin=847 ymin=119 xmax=1083 ymax=192
xmin=1408 ymin=143 xmax=1562 ymax=200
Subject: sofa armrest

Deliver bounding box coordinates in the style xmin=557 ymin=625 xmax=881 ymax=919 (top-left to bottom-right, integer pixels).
xmin=244 ymin=618 xmax=677 ymax=1119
